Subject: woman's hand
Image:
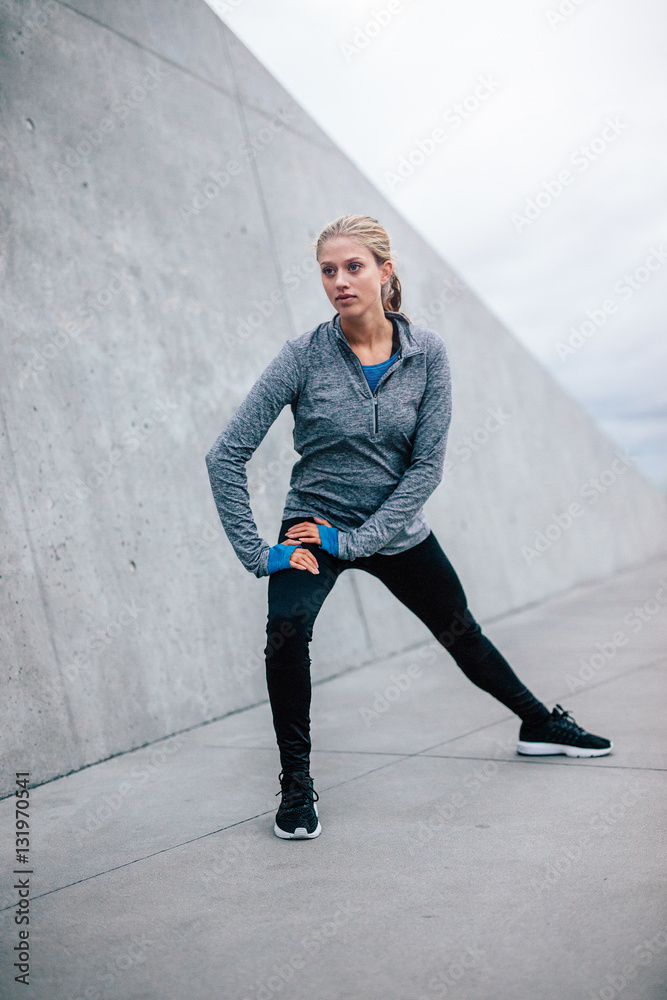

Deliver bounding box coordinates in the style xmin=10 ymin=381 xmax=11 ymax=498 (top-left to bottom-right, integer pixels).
xmin=279 ymin=517 xmax=333 ymax=573
xmin=284 ymin=516 xmax=332 ymax=546
xmin=278 ymin=539 xmax=320 ymax=574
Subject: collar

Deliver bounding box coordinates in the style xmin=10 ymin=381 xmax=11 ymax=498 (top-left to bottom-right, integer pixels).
xmin=329 ymin=311 xmax=422 ymax=359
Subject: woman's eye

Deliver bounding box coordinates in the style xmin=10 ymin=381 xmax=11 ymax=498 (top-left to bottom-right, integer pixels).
xmin=323 ymin=267 xmax=334 ymax=276
xmin=349 ymin=263 xmax=361 ymax=271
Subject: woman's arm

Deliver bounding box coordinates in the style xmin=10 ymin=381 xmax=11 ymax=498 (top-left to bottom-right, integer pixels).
xmin=205 ymin=340 xmax=302 ymax=577
xmin=336 ymin=336 xmax=452 ymax=560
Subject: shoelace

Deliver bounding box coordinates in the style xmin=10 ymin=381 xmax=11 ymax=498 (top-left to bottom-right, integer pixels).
xmin=552 ymin=704 xmax=586 ymax=734
xmin=275 ymin=771 xmax=319 ymax=809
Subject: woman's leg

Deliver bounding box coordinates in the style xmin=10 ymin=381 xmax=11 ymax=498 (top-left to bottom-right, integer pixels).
xmin=265 ymin=517 xmax=347 ymax=773
xmin=356 ymin=531 xmax=550 ymax=726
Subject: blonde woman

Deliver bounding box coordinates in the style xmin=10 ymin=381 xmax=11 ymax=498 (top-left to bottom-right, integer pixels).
xmin=206 ymin=214 xmax=612 ymax=840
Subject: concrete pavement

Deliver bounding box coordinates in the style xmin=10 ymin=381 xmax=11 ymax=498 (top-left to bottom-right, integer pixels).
xmin=1 ymin=554 xmax=666 ymax=1000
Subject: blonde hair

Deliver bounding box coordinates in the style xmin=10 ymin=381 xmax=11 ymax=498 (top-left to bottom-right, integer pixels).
xmin=314 ymin=214 xmax=408 ymax=318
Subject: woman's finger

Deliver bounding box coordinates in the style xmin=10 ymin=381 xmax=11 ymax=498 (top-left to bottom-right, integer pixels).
xmin=303 ymin=551 xmax=319 ymax=573
xmin=290 ymin=548 xmax=319 ymax=573
xmin=286 ymin=525 xmax=320 ymax=544
xmin=302 ymin=551 xmax=319 ymax=573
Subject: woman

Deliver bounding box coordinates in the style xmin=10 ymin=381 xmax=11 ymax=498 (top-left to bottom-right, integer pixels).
xmin=205 ymin=214 xmax=612 ymax=840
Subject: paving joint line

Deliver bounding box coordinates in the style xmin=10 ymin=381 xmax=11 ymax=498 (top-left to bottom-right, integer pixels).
xmin=2 ymin=737 xmax=662 ymax=909
xmin=412 ymin=754 xmax=665 ymax=772
xmin=2 ymin=650 xmax=661 ymax=801
xmin=0 ymin=755 xmax=413 ymax=910
xmin=209 ymin=746 xmax=664 ymax=772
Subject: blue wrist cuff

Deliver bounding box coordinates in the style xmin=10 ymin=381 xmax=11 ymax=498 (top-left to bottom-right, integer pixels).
xmin=267 ymin=544 xmax=295 ymax=574
xmin=318 ymin=525 xmax=339 ymax=557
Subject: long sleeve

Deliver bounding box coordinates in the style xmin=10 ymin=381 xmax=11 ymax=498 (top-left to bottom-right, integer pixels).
xmin=336 ymin=340 xmax=452 ymax=560
xmin=205 ymin=341 xmax=302 ymax=577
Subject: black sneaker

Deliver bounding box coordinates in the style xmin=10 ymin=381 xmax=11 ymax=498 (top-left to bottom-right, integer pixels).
xmin=274 ymin=770 xmax=321 ymax=839
xmin=517 ymin=704 xmax=613 ymax=757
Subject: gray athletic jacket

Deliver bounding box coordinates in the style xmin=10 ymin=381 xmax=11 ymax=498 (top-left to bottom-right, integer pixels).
xmin=205 ymin=310 xmax=452 ymax=577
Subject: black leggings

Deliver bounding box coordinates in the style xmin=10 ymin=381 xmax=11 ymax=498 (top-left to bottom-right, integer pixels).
xmin=265 ymin=516 xmax=548 ymax=772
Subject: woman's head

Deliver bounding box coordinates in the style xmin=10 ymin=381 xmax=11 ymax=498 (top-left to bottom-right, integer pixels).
xmin=314 ymin=214 xmax=404 ymax=316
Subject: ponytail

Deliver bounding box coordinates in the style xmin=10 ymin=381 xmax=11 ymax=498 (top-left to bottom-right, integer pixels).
xmin=382 ymin=271 xmax=403 ymax=315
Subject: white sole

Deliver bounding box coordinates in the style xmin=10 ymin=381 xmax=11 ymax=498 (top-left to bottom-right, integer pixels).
xmin=273 ymin=803 xmax=321 ymax=839
xmin=274 ymin=820 xmax=321 ymax=839
xmin=516 ymin=740 xmax=613 ymax=758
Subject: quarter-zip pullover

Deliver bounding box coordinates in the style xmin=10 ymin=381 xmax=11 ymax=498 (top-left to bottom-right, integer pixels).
xmin=205 ymin=310 xmax=452 ymax=578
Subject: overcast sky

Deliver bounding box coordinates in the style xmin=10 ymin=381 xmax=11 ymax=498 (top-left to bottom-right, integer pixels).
xmin=207 ymin=0 xmax=667 ymax=492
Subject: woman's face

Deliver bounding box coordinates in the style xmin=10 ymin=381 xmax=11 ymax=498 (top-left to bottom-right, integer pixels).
xmin=318 ymin=236 xmax=392 ymax=319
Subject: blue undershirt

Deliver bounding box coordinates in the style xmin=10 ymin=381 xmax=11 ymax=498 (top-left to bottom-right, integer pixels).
xmin=360 ymin=315 xmax=401 ymax=392
xmin=361 ymin=347 xmax=401 ymax=393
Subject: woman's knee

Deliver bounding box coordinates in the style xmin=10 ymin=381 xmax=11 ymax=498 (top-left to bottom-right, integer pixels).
xmin=264 ymin=613 xmax=310 ymax=665
xmin=435 ymin=608 xmax=482 ymax=651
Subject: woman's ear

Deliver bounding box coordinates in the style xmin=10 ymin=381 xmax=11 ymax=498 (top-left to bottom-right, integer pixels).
xmin=380 ymin=259 xmax=393 ymax=286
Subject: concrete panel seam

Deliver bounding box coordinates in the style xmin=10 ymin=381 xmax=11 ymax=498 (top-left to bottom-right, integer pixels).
xmin=50 ymin=0 xmax=336 ymax=154
xmin=218 ymin=16 xmax=298 ymax=336
xmin=347 ymin=571 xmax=377 ymax=659
xmin=0 ymin=400 xmax=79 ymax=740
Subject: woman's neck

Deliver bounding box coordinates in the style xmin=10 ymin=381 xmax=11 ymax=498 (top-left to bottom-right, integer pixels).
xmin=339 ymin=306 xmax=393 ymax=350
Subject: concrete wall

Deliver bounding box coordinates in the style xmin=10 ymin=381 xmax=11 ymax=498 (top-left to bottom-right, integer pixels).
xmin=1 ymin=0 xmax=665 ymax=794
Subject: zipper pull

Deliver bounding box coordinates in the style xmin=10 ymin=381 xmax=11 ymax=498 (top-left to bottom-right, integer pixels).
xmin=373 ymin=393 xmax=378 ymax=433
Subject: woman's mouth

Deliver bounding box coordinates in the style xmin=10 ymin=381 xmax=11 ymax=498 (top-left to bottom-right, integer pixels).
xmin=337 ymin=294 xmax=356 ymax=302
